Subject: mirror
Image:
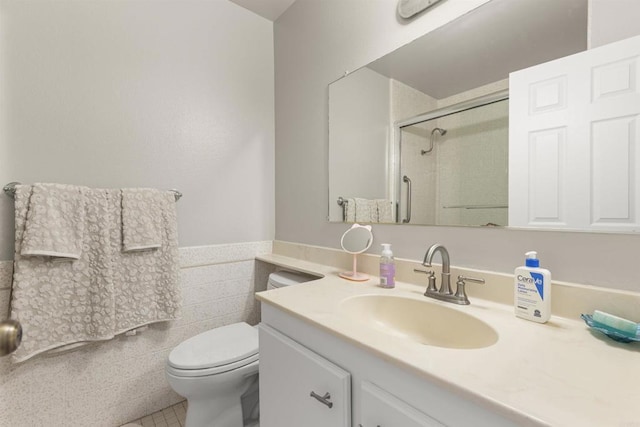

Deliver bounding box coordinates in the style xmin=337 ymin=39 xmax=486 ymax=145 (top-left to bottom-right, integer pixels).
xmin=328 ymin=0 xmax=588 ymax=227
xmin=395 ymin=92 xmax=509 ymax=226
xmin=339 ymin=224 xmax=373 ymax=281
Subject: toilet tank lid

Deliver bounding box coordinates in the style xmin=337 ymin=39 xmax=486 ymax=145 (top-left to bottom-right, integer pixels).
xmin=168 ymin=322 xmax=258 ymax=370
xmin=268 ymin=270 xmax=317 ymax=288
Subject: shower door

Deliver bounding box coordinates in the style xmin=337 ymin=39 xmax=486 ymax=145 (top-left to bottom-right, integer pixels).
xmin=397 ymin=95 xmax=509 ymax=227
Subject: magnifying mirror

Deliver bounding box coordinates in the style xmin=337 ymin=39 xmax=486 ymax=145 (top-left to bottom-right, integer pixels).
xmin=339 ymin=224 xmax=373 ymax=281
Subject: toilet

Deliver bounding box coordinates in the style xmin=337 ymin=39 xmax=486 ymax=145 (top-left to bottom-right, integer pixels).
xmin=165 ymin=270 xmax=315 ymax=427
xmin=266 ymin=269 xmax=317 ymax=291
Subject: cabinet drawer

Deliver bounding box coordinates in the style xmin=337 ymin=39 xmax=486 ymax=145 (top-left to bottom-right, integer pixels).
xmin=360 ymin=381 xmax=445 ymax=427
xmin=259 ymin=324 xmax=351 ymax=427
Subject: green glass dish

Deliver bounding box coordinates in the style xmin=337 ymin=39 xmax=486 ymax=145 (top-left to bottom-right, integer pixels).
xmin=581 ymin=314 xmax=640 ymax=343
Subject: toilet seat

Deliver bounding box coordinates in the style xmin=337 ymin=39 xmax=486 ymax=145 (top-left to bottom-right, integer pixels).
xmin=167 ymin=322 xmax=258 ymax=378
xmin=167 ymin=353 xmax=258 ymax=378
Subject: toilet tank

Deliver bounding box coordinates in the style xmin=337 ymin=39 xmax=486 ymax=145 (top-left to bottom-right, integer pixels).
xmin=267 ymin=270 xmax=317 ymax=290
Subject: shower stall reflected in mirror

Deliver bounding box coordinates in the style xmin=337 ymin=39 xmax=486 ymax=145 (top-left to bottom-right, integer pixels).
xmin=397 ymin=95 xmax=509 ymax=227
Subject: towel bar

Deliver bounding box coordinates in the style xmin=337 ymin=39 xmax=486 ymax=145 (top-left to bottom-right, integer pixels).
xmin=337 ymin=196 xmax=349 ymax=221
xmin=3 ymin=182 xmax=182 ymax=202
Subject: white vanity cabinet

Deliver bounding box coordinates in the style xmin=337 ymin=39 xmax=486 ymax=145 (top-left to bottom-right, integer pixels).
xmin=259 ymin=324 xmax=351 ymax=427
xmin=359 ymin=381 xmax=445 ymax=427
xmin=260 ymin=303 xmax=517 ymax=427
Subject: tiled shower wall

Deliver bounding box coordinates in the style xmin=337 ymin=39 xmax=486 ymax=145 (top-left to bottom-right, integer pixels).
xmin=0 ymin=241 xmax=273 ymax=427
xmin=392 ymin=78 xmax=438 ymax=225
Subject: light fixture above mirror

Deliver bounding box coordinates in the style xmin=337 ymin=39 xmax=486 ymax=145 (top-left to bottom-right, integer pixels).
xmin=397 ymin=0 xmax=445 ymax=19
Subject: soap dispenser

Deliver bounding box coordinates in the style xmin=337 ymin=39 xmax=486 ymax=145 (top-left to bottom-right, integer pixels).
xmin=379 ymin=243 xmax=395 ymax=288
xmin=514 ymin=251 xmax=551 ymax=323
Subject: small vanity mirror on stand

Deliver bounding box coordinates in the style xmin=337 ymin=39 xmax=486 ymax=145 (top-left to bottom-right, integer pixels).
xmin=339 ymin=224 xmax=373 ymax=281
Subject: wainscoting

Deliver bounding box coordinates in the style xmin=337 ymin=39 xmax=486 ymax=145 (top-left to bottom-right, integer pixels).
xmin=0 ymin=241 xmax=272 ymax=426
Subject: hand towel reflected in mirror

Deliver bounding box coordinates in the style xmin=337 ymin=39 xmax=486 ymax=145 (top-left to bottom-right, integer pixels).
xmin=347 ymin=198 xmax=394 ymax=223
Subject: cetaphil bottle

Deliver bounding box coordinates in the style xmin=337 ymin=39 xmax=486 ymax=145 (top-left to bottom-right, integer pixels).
xmin=514 ymin=251 xmax=551 ymax=323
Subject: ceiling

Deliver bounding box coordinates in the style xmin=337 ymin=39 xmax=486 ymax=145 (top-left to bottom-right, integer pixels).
xmin=229 ymin=0 xmax=297 ymax=21
xmin=368 ymin=0 xmax=588 ymax=99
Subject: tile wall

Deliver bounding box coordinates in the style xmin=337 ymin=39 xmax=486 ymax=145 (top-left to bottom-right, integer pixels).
xmin=0 ymin=241 xmax=272 ymax=426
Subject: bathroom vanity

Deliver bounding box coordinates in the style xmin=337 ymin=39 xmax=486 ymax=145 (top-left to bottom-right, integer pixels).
xmin=259 ymin=300 xmax=514 ymax=427
xmin=256 ymin=250 xmax=640 ymax=427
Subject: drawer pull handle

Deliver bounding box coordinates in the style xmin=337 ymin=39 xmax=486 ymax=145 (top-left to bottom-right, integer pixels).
xmin=310 ymin=391 xmax=333 ymax=408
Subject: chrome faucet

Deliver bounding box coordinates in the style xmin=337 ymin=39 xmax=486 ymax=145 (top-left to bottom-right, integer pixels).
xmin=414 ymin=243 xmax=485 ymax=305
xmin=423 ymin=244 xmax=452 ymax=295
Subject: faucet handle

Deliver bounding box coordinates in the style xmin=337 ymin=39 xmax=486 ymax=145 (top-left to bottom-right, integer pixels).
xmin=457 ymin=275 xmax=485 ymax=285
xmin=414 ymin=268 xmax=437 ymax=294
xmin=454 ymin=275 xmax=485 ymax=305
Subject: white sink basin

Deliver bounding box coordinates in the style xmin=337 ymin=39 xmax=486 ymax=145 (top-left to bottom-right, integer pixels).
xmin=339 ymin=294 xmax=498 ymax=349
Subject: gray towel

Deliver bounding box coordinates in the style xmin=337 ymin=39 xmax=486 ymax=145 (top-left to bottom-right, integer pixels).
xmin=114 ymin=190 xmax=181 ymax=334
xmin=10 ymin=185 xmax=181 ymax=363
xmin=345 ymin=198 xmax=356 ymax=222
xmin=354 ymin=198 xmax=377 ymax=223
xmin=121 ymin=188 xmax=163 ymax=252
xmin=21 ymin=183 xmax=86 ymax=259
xmin=11 ymin=185 xmax=115 ymax=362
xmin=375 ymin=199 xmax=394 ymax=223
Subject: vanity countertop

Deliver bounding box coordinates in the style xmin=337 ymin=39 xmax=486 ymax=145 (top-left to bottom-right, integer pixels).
xmin=255 ymin=253 xmax=640 ymax=427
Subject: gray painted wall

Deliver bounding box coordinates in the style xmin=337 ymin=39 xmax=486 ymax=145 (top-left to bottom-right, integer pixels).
xmin=0 ymin=0 xmax=275 ymax=259
xmin=589 ymin=0 xmax=640 ymax=48
xmin=274 ymin=0 xmax=640 ymax=292
xmin=2 ymin=0 xmax=639 ymax=292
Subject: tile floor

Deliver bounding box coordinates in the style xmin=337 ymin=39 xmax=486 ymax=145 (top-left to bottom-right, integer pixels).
xmin=122 ymin=401 xmax=187 ymax=427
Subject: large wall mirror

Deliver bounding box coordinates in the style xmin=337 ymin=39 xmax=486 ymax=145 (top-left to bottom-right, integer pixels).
xmin=328 ymin=0 xmax=588 ymax=228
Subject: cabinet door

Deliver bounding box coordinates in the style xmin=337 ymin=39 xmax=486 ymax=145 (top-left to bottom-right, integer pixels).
xmin=259 ymin=324 xmax=351 ymax=427
xmin=360 ymin=381 xmax=445 ymax=427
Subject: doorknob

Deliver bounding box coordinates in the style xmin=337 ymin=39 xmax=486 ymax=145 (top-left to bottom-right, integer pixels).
xmin=0 ymin=319 xmax=22 ymax=356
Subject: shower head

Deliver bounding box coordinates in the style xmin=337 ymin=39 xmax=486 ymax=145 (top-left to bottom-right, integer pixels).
xmin=421 ymin=127 xmax=447 ymax=155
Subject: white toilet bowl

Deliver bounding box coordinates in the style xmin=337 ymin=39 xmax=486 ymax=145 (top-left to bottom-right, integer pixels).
xmin=166 ymin=322 xmax=259 ymax=427
xmin=165 ymin=271 xmax=314 ymax=427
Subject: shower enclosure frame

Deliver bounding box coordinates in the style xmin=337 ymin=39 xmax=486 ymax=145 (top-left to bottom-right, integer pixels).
xmin=393 ymin=89 xmax=509 ymax=223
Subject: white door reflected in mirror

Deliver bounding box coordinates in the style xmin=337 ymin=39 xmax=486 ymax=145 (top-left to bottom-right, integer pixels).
xmin=339 ymin=224 xmax=373 ymax=282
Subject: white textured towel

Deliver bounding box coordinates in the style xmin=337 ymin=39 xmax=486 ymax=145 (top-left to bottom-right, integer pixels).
xmin=346 ymin=198 xmax=395 ymax=223
xmin=376 ymin=199 xmax=394 ymax=223
xmin=21 ymin=183 xmax=86 ymax=259
xmin=121 ymin=188 xmax=163 ymax=251
xmin=345 ymin=198 xmax=356 ymax=222
xmin=11 ymin=185 xmax=115 ymax=362
xmin=355 ymin=198 xmax=377 ymax=223
xmin=114 ymin=189 xmax=181 ymax=334
xmin=10 ymin=185 xmax=181 ymax=363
